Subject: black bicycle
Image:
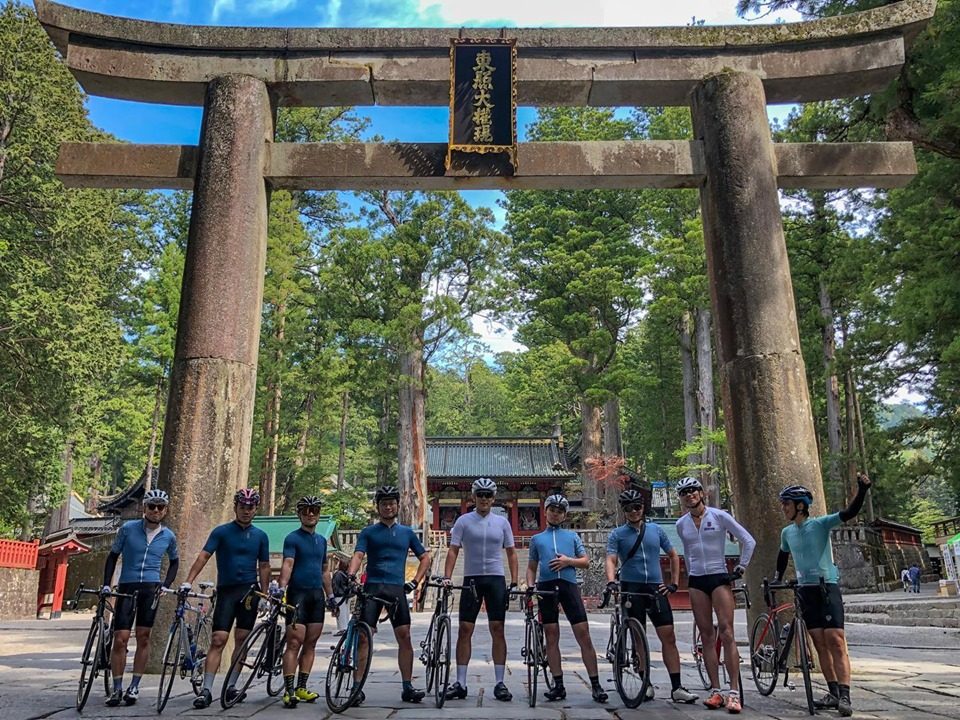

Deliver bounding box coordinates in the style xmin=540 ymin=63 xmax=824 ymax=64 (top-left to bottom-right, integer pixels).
xmin=220 ymin=590 xmax=294 ymax=709
xmin=506 ymin=587 xmax=557 ymax=707
xmin=599 ymin=584 xmax=655 ymax=708
xmin=419 ymin=578 xmax=473 ymax=708
xmin=155 ymin=583 xmax=214 ymax=713
xmin=72 ymin=584 xmax=133 ymax=712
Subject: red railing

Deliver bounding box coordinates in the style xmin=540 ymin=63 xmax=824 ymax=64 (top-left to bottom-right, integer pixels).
xmin=0 ymin=539 xmax=39 ymax=569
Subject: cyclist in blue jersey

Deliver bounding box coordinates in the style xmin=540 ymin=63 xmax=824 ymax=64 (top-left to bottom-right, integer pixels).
xmin=180 ymin=487 xmax=271 ymax=708
xmin=442 ymin=477 xmax=519 ymax=702
xmin=605 ymin=489 xmax=698 ymax=704
xmin=776 ymin=472 xmax=872 ymax=717
xmin=527 ymin=494 xmax=608 ymax=704
xmin=347 ymin=485 xmax=432 ymax=706
xmin=101 ymin=488 xmax=180 ymax=706
xmin=277 ymin=495 xmax=338 ymax=708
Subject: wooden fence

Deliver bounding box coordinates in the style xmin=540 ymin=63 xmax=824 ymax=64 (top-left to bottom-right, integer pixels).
xmin=0 ymin=539 xmax=39 ymax=569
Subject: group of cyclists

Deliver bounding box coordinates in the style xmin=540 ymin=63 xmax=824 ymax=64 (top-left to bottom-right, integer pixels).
xmin=97 ymin=469 xmax=872 ymax=717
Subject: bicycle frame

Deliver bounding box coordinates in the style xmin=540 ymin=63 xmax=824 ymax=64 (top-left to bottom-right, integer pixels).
xmin=599 ymin=586 xmax=656 ymax=708
xmin=73 ymin=584 xmax=133 ymax=712
xmin=420 ymin=579 xmax=472 ymax=708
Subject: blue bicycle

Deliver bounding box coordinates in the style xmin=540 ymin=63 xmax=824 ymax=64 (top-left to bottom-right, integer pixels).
xmin=156 ymin=584 xmax=214 ymax=713
xmin=325 ymin=582 xmax=397 ymax=713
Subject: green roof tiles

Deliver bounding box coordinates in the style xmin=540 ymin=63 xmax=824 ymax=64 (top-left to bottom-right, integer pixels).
xmin=427 ymin=436 xmax=575 ymax=479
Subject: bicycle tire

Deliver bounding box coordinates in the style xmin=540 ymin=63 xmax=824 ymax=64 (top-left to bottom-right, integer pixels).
xmin=325 ymin=622 xmax=373 ymax=713
xmin=221 ymin=622 xmax=269 ymax=709
xmin=614 ymin=617 xmax=650 ymax=708
xmin=266 ymin=625 xmax=286 ymax=697
xmin=77 ymin=616 xmax=104 ymax=711
xmin=525 ymin=620 xmax=538 ymax=707
xmin=190 ymin=618 xmax=212 ymax=695
xmin=692 ymin=624 xmax=709 ymax=689
xmin=795 ymin=618 xmax=815 ymax=716
xmin=157 ymin=619 xmax=184 ymax=714
xmin=423 ymin=616 xmax=436 ymax=693
xmin=434 ymin=616 xmax=451 ymax=708
xmin=102 ymin=625 xmax=113 ymax=698
xmin=537 ymin=624 xmax=554 ymax=694
xmin=750 ymin=613 xmax=780 ymax=696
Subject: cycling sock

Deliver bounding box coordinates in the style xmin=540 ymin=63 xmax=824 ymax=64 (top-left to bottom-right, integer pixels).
xmin=589 ymin=675 xmax=602 ymax=689
xmin=728 ymin=689 xmax=740 ymax=697
xmin=457 ymin=665 xmax=468 ymax=686
xmin=226 ymin=667 xmax=239 ymax=688
xmin=284 ymin=675 xmax=296 ymax=694
xmin=129 ymin=675 xmax=141 ymax=689
xmin=495 ymin=665 xmax=505 ymax=684
xmin=203 ymin=672 xmax=216 ymax=692
xmin=828 ymin=681 xmax=840 ymax=698
xmin=669 ymin=672 xmax=682 ymax=691
xmin=112 ymin=677 xmax=123 ymax=692
xmin=402 ymin=680 xmax=414 ymax=691
xmin=553 ymin=674 xmax=564 ymax=688
xmin=711 ymin=687 xmax=721 ymax=695
xmin=839 ymin=684 xmax=851 ymax=700
xmin=297 ymin=672 xmax=309 ymax=689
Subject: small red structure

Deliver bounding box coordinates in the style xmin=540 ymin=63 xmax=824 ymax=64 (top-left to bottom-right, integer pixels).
xmin=36 ymin=536 xmax=90 ymax=619
xmin=0 ymin=538 xmax=39 ymax=569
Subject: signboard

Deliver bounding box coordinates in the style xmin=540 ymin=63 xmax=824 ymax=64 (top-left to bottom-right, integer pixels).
xmin=651 ymin=481 xmax=670 ymax=509
xmin=447 ymin=38 xmax=517 ymax=171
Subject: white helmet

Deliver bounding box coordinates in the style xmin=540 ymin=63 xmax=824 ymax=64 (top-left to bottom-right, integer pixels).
xmin=675 ymin=477 xmax=703 ymax=495
xmin=472 ymin=477 xmax=497 ymax=494
xmin=544 ymin=494 xmax=569 ymax=511
xmin=143 ymin=488 xmax=170 ymax=506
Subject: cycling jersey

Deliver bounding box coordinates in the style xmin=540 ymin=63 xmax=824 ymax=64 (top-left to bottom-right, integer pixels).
xmin=449 ymin=510 xmax=514 ymax=576
xmin=606 ymin=523 xmax=672 ymax=584
xmin=202 ymin=521 xmax=269 ymax=587
xmin=111 ymin=519 xmax=179 ymax=584
xmin=676 ymin=507 xmax=756 ymax=576
xmin=355 ymin=521 xmax=426 ymax=585
xmin=283 ymin=528 xmax=327 ymax=590
xmin=780 ymin=513 xmax=843 ymax=585
xmin=529 ymin=526 xmax=586 ymax=583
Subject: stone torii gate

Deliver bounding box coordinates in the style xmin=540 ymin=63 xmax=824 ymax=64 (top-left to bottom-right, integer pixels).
xmin=37 ymin=0 xmax=934 ymax=623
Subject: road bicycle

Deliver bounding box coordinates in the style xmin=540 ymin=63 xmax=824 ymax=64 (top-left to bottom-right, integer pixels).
xmin=72 ymin=584 xmax=133 ymax=712
xmin=155 ymin=583 xmax=214 ymax=713
xmin=220 ymin=589 xmax=294 ymax=709
xmin=598 ymin=585 xmax=655 ymax=708
xmin=692 ymin=582 xmax=750 ymax=692
xmin=325 ymin=582 xmax=398 ymax=713
xmin=419 ymin=578 xmax=473 ymax=708
xmin=749 ymin=578 xmax=822 ymax=715
xmin=507 ymin=587 xmax=557 ymax=708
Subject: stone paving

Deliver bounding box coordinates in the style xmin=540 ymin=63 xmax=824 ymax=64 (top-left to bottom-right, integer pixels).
xmin=1 ymin=599 xmax=957 ymax=720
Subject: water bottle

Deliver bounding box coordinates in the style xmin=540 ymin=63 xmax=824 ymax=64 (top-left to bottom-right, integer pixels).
xmin=184 ymin=625 xmax=196 ymax=670
xmin=779 ymin=622 xmax=791 ymax=646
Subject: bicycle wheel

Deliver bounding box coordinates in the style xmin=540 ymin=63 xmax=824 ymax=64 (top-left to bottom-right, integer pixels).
xmin=613 ymin=618 xmax=650 ymax=709
xmin=536 ymin=624 xmax=555 ymax=694
xmin=604 ymin=615 xmax=616 ymax=663
xmin=525 ymin=620 xmax=538 ymax=707
xmin=266 ymin=625 xmax=286 ymax=697
xmin=795 ymin=618 xmax=815 ymax=715
xmin=692 ymin=624 xmax=709 ymax=689
xmin=190 ymin=619 xmax=212 ymax=695
xmin=433 ymin=616 xmax=451 ymax=708
xmin=423 ymin=616 xmax=437 ymax=693
xmin=325 ymin=622 xmax=372 ymax=713
xmin=157 ymin=620 xmax=184 ymax=713
xmin=77 ymin=617 xmax=104 ymax=711
xmin=102 ymin=625 xmax=113 ymax=697
xmin=221 ymin=622 xmax=269 ymax=709
xmin=749 ymin=613 xmax=780 ymax=696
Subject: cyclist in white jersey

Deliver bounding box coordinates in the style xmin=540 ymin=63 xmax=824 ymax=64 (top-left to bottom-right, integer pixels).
xmin=675 ymin=477 xmax=755 ymax=714
xmin=442 ymin=478 xmax=518 ymax=702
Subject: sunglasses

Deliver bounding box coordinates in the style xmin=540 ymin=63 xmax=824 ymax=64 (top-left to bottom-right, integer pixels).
xmin=474 ymin=491 xmax=495 ymax=499
xmin=679 ymin=488 xmax=699 ymax=497
xmin=145 ymin=503 xmax=166 ymax=511
xmin=300 ymin=506 xmax=322 ymax=515
xmin=623 ymin=504 xmax=644 ymax=513
xmin=236 ymin=503 xmax=258 ymax=510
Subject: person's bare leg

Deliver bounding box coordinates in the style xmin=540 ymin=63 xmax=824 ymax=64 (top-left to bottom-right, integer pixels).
xmin=544 ymin=623 xmax=562 ymax=676
xmin=690 ymin=588 xmax=720 ymax=689
xmin=808 ymin=628 xmax=837 ymax=683
xmin=571 ymin=622 xmax=599 ymax=677
xmin=655 ymin=624 xmax=681 ymax=674
xmin=712 ymin=586 xmax=739 ymax=693
xmin=395 ymin=625 xmax=415 ymax=680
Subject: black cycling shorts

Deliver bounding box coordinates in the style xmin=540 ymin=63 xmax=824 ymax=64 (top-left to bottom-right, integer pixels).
xmin=114 ymin=582 xmax=161 ymax=631
xmin=536 ymin=580 xmax=588 ymax=626
xmin=687 ymin=573 xmax=732 ymax=596
xmin=798 ymin=583 xmax=845 ymax=630
xmin=360 ymin=583 xmax=410 ymax=629
xmin=621 ymin=581 xmax=674 ymax=628
xmin=460 ymin=575 xmax=508 ymax=623
xmin=286 ymin=586 xmax=327 ymax=626
xmin=211 ymin=583 xmax=258 ymax=633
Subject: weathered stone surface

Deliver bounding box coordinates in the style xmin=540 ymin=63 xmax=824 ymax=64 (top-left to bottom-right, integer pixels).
xmin=0 ymin=568 xmax=40 ymax=620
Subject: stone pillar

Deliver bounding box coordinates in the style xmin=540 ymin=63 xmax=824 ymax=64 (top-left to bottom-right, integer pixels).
xmin=691 ymin=71 xmax=826 ymax=625
xmin=151 ymin=75 xmax=272 ymax=669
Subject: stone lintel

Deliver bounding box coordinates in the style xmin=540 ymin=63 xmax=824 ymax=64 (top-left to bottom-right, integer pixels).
xmin=54 ymin=141 xmax=918 ymax=191
xmin=34 ymin=0 xmax=935 ymax=106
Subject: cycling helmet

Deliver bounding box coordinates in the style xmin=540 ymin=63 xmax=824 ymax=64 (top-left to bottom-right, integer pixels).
xmin=676 ymin=477 xmax=703 ymax=495
xmin=778 ymin=485 xmax=814 ymax=506
xmin=143 ymin=488 xmax=169 ymax=506
xmin=374 ymin=485 xmax=401 ymax=503
xmin=296 ymin=495 xmax=323 ymax=511
xmin=472 ymin=477 xmax=497 ymax=494
xmin=618 ymin=489 xmax=645 ymax=507
xmin=544 ymin=494 xmax=569 ymax=511
xmin=234 ymin=488 xmax=261 ymax=505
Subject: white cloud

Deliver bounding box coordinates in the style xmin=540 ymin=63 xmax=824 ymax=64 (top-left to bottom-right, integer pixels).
xmin=212 ymin=0 xmax=299 ymax=22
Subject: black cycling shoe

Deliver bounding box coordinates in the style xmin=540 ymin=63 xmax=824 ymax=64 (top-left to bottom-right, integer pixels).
xmin=105 ymin=689 xmax=123 ymax=707
xmin=493 ymin=682 xmax=513 ymax=702
xmin=193 ymin=689 xmax=213 ymax=709
xmin=445 ymin=682 xmax=468 ymax=700
xmin=543 ymin=685 xmax=566 ymax=701
xmin=350 ymin=690 xmax=366 ymax=707
xmin=401 ymin=686 xmax=425 ymax=703
xmin=224 ymin=686 xmax=247 ymax=705
xmin=814 ymin=692 xmax=839 ymax=709
xmin=591 ymin=686 xmax=609 ymax=704
xmin=838 ymin=695 xmax=853 ymax=717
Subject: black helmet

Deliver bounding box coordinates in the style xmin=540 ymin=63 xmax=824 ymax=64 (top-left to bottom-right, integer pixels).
xmin=296 ymin=495 xmax=323 ymax=512
xmin=778 ymin=485 xmax=814 ymax=506
xmin=375 ymin=485 xmax=401 ymax=503
xmin=618 ymin=489 xmax=645 ymax=507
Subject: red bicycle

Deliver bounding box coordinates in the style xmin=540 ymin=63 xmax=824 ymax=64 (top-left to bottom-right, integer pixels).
xmin=691 ymin=583 xmax=750 ymax=692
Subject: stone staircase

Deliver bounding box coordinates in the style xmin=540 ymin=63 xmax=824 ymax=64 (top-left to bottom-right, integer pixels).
xmin=844 ymin=597 xmax=960 ymax=627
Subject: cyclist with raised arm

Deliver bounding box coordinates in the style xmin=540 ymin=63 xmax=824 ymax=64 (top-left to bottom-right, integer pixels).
xmin=347 ymin=485 xmax=432 ymax=706
xmin=277 ymin=495 xmax=337 ymax=708
xmin=102 ymin=488 xmax=180 ymax=706
xmin=675 ymin=477 xmax=756 ymax=713
xmin=527 ymin=493 xmax=608 ymax=704
xmin=776 ymin=473 xmax=872 ymax=717
xmin=605 ymin=488 xmax=698 ymax=705
xmin=442 ymin=477 xmax=519 ymax=703
xmin=181 ymin=488 xmax=271 ymax=709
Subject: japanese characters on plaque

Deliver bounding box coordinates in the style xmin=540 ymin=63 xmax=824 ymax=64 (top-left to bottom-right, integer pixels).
xmin=447 ymin=38 xmax=517 ymax=172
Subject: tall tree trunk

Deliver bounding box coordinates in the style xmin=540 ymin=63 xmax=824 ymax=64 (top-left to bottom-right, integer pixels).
xmin=819 ymin=278 xmax=843 ymax=502
xmin=843 ymin=368 xmax=858 ymax=504
xmin=850 ymin=375 xmax=875 ymax=522
xmin=377 ymin=390 xmax=391 ymax=485
xmin=144 ymin=369 xmax=166 ymax=492
xmin=602 ymin=397 xmax=622 ymax=457
xmin=58 ymin=439 xmax=75 ymax=531
xmin=398 ymin=334 xmax=428 ymax=534
xmin=695 ymin=307 xmax=718 ymax=506
xmin=260 ymin=306 xmax=286 ymax=515
xmin=581 ymin=398 xmax=603 ymax=508
xmin=337 ymin=390 xmax=350 ymax=491
xmin=679 ymin=311 xmax=698 ymax=465
xmin=285 ymin=390 xmax=314 ymax=512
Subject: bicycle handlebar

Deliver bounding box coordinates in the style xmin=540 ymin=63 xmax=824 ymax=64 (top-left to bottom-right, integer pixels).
xmin=158 ymin=586 xmax=213 ymax=601
xmin=598 ymin=587 xmax=659 ymax=610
